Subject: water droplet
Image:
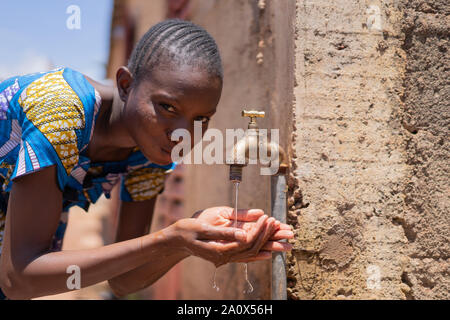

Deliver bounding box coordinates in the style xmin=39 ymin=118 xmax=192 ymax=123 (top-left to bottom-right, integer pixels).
xmin=243 ymin=263 xmax=254 ymax=294
xmin=212 ymin=267 xmax=220 ymax=292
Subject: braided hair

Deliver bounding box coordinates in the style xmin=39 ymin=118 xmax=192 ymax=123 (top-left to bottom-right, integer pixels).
xmin=128 ymin=19 xmax=223 ymax=82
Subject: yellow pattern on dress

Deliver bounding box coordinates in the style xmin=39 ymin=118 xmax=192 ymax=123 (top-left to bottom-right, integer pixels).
xmin=0 ymin=162 xmax=14 ymax=191
xmin=18 ymin=70 xmax=85 ymax=175
xmin=124 ymin=167 xmax=167 ymax=201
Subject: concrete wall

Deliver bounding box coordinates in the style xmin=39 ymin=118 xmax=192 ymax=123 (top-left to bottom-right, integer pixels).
xmin=288 ymin=0 xmax=448 ymax=300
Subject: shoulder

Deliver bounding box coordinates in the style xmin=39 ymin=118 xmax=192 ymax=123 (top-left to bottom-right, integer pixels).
xmin=3 ymin=68 xmax=101 ymax=191
xmin=17 ymin=67 xmax=100 ymax=120
xmin=18 ymin=69 xmax=96 ymax=169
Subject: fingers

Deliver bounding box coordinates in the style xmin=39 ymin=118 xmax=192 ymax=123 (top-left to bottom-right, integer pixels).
xmin=248 ymin=217 xmax=277 ymax=256
xmin=235 ymin=251 xmax=272 ymax=263
xmin=226 ymin=208 xmax=292 ymax=231
xmin=262 ymin=241 xmax=293 ymax=252
xmin=269 ymin=229 xmax=295 ymax=241
xmin=278 ymin=223 xmax=293 ymax=230
xmin=224 ymin=220 xmax=260 ymax=231
xmin=244 ymin=214 xmax=269 ymax=244
xmin=197 ymin=223 xmax=247 ymax=242
xmin=227 ymin=220 xmax=293 ymax=235
xmin=234 ymin=240 xmax=292 ymax=263
xmin=235 ymin=241 xmax=293 ymax=263
xmin=221 ymin=208 xmax=265 ymax=222
xmin=271 ymin=221 xmax=293 ymax=231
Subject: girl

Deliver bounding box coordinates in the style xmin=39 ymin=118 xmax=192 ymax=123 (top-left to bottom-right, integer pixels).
xmin=0 ymin=19 xmax=293 ymax=299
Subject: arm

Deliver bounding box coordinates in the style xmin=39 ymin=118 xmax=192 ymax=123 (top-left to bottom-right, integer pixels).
xmin=0 ymin=166 xmax=264 ymax=300
xmin=0 ymin=166 xmax=183 ymax=299
xmin=107 ymin=198 xmax=189 ymax=297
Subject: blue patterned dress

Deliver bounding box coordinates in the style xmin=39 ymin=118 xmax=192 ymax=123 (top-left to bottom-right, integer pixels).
xmin=0 ymin=68 xmax=175 ymax=299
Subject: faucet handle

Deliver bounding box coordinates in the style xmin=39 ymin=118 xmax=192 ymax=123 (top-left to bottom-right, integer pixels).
xmin=242 ymin=110 xmax=265 ymax=119
xmin=242 ymin=110 xmax=265 ymax=128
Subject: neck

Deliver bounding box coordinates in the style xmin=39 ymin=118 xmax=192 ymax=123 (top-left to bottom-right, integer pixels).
xmin=85 ymin=84 xmax=137 ymax=163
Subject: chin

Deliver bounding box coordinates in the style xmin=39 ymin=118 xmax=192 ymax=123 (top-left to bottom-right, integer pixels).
xmin=159 ymin=148 xmax=174 ymax=164
xmin=152 ymin=154 xmax=173 ymax=165
xmin=155 ymin=157 xmax=173 ymax=166
xmin=157 ymin=152 xmax=174 ymax=165
xmin=140 ymin=148 xmax=172 ymax=165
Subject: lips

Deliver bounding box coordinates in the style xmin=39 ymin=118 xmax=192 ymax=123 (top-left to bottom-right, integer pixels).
xmin=161 ymin=147 xmax=173 ymax=163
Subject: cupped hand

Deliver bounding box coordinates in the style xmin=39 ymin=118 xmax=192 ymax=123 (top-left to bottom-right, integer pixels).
xmin=192 ymin=206 xmax=294 ymax=242
xmin=171 ymin=206 xmax=294 ymax=267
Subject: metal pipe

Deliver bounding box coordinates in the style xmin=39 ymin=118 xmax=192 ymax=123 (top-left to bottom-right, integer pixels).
xmin=271 ymin=174 xmax=287 ymax=300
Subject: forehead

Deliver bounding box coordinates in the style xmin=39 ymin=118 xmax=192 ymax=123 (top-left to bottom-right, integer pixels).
xmin=140 ymin=64 xmax=222 ymax=98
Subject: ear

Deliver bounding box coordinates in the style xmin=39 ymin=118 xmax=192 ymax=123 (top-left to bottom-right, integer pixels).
xmin=116 ymin=67 xmax=134 ymax=102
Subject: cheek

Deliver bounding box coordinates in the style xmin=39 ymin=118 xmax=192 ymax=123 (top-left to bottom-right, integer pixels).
xmin=125 ymin=102 xmax=163 ymax=147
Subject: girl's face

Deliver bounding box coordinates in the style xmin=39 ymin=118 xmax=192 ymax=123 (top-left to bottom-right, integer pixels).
xmin=119 ymin=65 xmax=222 ymax=165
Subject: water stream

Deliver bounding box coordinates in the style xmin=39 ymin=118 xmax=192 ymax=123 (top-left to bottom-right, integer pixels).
xmin=212 ymin=267 xmax=220 ymax=292
xmin=212 ymin=181 xmax=254 ymax=294
xmin=234 ymin=182 xmax=254 ymax=294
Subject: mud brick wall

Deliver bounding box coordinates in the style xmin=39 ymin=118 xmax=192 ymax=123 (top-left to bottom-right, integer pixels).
xmin=287 ymin=0 xmax=448 ymax=299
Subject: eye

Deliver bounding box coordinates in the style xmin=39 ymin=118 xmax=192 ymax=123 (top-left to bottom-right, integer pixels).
xmin=195 ymin=116 xmax=210 ymax=124
xmin=160 ymin=103 xmax=176 ymax=113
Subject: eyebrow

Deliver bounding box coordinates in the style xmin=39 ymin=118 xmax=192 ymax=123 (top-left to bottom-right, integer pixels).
xmin=152 ymin=90 xmax=217 ymax=116
xmin=152 ymin=91 xmax=179 ymax=103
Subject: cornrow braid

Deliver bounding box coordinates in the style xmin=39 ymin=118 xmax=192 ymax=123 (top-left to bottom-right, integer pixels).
xmin=128 ymin=19 xmax=223 ymax=82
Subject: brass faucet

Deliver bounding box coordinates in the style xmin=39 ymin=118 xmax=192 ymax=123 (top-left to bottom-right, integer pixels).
xmin=228 ymin=110 xmax=288 ymax=182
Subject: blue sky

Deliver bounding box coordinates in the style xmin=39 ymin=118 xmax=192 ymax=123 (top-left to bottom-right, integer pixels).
xmin=0 ymin=0 xmax=113 ymax=82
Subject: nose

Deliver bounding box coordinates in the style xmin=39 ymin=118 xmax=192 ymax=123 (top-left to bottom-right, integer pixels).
xmin=165 ymin=129 xmax=178 ymax=150
xmin=166 ymin=118 xmax=193 ymax=148
xmin=176 ymin=118 xmax=194 ymax=136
